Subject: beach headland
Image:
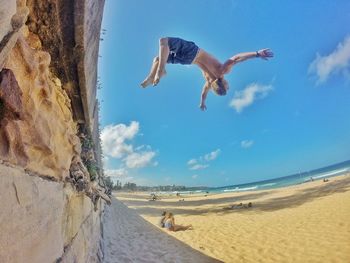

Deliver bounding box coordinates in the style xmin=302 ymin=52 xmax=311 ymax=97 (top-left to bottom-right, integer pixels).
xmin=113 ymin=173 xmax=350 ymax=262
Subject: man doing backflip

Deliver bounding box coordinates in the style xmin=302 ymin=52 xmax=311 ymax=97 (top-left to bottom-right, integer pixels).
xmin=141 ymin=37 xmax=273 ymax=111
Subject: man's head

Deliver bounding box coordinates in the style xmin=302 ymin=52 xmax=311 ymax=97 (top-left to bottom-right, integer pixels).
xmin=212 ymin=77 xmax=229 ymax=96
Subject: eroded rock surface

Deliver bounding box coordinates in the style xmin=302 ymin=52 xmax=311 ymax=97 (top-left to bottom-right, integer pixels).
xmin=0 ymin=0 xmax=106 ymax=262
xmin=0 ymin=0 xmax=16 ymax=41
xmin=0 ymin=68 xmax=27 ymax=166
xmin=0 ymin=163 xmax=103 ymax=263
xmin=2 ymin=34 xmax=80 ymax=179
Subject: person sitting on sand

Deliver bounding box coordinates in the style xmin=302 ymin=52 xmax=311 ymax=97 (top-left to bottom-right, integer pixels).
xmin=226 ymin=202 xmax=253 ymax=210
xmin=164 ymin=213 xmax=193 ymax=232
xmin=159 ymin=211 xmax=169 ymax=228
xmin=244 ymin=202 xmax=252 ymax=208
xmin=149 ymin=193 xmax=159 ymax=201
xmin=141 ymin=37 xmax=274 ymax=110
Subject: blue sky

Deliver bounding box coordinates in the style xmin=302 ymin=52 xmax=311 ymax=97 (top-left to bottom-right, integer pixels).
xmin=98 ymin=0 xmax=350 ymax=187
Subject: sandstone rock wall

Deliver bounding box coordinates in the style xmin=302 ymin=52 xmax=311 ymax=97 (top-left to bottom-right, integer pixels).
xmin=0 ymin=0 xmax=106 ymax=262
xmin=0 ymin=0 xmax=16 ymax=43
xmin=2 ymin=34 xmax=80 ymax=179
xmin=0 ymin=163 xmax=103 ymax=263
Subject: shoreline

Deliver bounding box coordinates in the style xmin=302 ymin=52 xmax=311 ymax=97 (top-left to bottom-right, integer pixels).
xmin=115 ymin=173 xmax=350 ymax=262
xmin=114 ymin=172 xmax=349 ymax=199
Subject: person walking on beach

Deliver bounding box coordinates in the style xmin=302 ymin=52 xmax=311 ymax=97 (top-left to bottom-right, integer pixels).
xmin=141 ymin=37 xmax=274 ymax=110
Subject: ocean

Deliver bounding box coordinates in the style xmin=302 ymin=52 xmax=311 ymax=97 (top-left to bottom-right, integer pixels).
xmin=178 ymin=160 xmax=350 ymax=195
xmin=212 ymin=160 xmax=350 ymax=193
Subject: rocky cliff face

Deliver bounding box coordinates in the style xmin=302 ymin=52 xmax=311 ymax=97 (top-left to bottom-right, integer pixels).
xmin=0 ymin=0 xmax=106 ymax=262
xmin=1 ymin=35 xmax=80 ymax=179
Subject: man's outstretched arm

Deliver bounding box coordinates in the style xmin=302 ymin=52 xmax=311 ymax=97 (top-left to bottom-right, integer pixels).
xmin=221 ymin=48 xmax=274 ymax=75
xmin=199 ymin=82 xmax=211 ymax=111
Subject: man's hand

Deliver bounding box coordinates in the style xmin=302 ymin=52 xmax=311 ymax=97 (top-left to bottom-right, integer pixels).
xmin=199 ymin=80 xmax=210 ymax=111
xmin=257 ymin=48 xmax=274 ymax=60
xmin=199 ymin=103 xmax=207 ymax=111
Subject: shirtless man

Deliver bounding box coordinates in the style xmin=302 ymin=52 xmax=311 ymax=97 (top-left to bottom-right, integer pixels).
xmin=141 ymin=37 xmax=273 ymax=111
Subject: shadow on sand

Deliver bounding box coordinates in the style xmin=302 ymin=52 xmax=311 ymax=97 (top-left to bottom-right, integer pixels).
xmin=117 ymin=176 xmax=350 ymax=217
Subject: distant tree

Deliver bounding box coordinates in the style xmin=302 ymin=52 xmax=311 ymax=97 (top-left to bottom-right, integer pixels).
xmin=123 ymin=182 xmax=137 ymax=191
xmin=112 ymin=180 xmax=122 ymax=191
xmin=104 ymin=176 xmax=114 ymax=190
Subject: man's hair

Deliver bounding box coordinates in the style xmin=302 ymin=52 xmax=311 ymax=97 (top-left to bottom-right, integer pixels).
xmin=212 ymin=78 xmax=228 ymax=96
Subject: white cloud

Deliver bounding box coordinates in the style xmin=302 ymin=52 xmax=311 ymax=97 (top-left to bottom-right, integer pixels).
xmin=105 ymin=168 xmax=128 ymax=178
xmin=230 ymin=83 xmax=273 ymax=113
xmin=190 ymin=164 xmax=209 ymax=170
xmin=135 ymin=145 xmax=145 ymax=151
xmin=192 ymin=174 xmax=198 ymax=179
xmin=309 ymin=36 xmax=350 ymax=84
xmin=102 ymin=155 xmax=109 ymax=167
xmin=105 ymin=168 xmax=133 ymax=183
xmin=187 ymin=159 xmax=197 ymax=165
xmin=204 ymin=149 xmax=221 ymax=161
xmin=124 ymin=151 xmax=156 ymax=168
xmin=241 ymin=140 xmax=254 ymax=148
xmin=101 ymin=121 xmax=157 ymax=170
xmin=101 ymin=121 xmax=139 ymax=158
xmin=187 ymin=149 xmax=221 ymax=170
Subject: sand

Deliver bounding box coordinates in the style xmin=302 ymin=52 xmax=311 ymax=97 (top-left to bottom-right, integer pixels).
xmin=102 ymin=197 xmax=222 ymax=263
xmin=114 ymin=174 xmax=350 ymax=263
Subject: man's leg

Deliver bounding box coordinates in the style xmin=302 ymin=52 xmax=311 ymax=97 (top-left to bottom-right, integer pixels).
xmin=173 ymin=224 xmax=193 ymax=231
xmin=153 ymin=37 xmax=170 ymax=86
xmin=141 ymin=56 xmax=159 ymax=88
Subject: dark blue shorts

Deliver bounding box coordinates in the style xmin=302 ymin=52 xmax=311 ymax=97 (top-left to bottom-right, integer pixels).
xmin=166 ymin=37 xmax=199 ymax=65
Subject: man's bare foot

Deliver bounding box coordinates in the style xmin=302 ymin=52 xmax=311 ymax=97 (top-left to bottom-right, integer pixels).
xmin=153 ymin=69 xmax=166 ymax=86
xmin=153 ymin=75 xmax=160 ymax=86
xmin=140 ymin=77 xmax=154 ymax=88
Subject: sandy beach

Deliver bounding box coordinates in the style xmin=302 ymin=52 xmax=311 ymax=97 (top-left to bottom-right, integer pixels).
xmin=102 ymin=195 xmax=221 ymax=263
xmin=112 ymin=174 xmax=350 ymax=263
